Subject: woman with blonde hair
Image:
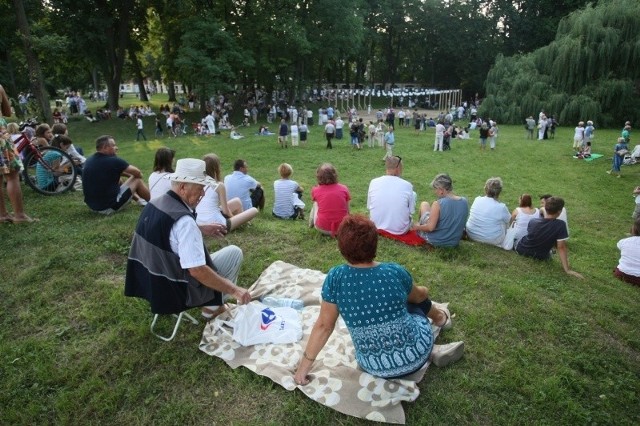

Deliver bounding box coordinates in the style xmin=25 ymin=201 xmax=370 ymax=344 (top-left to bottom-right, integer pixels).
xmin=195 ymin=153 xmax=258 ymax=231
xmin=273 ymin=162 xmax=305 ymax=219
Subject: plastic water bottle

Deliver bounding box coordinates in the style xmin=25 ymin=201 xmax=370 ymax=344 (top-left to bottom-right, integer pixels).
xmin=260 ymin=296 xmax=304 ymax=310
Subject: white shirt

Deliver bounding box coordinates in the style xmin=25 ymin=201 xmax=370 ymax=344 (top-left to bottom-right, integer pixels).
xmin=367 ymin=175 xmax=416 ymax=235
xmin=170 ymin=215 xmax=206 ymax=269
xmin=466 ymin=196 xmax=511 ymax=246
xmin=137 ymin=118 xmax=143 ymax=129
xmin=290 ymin=124 xmax=299 ymax=136
xmin=149 ymin=172 xmax=172 ymax=200
xmin=617 ymin=236 xmax=640 ymax=276
xmin=196 ymin=186 xmax=226 ymax=225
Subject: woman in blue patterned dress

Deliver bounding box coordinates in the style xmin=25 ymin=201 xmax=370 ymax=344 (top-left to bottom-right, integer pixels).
xmin=294 ymin=214 xmax=464 ymax=386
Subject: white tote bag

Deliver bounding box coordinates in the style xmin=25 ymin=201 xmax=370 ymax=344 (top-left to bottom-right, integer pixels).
xmin=214 ymin=302 xmax=302 ymax=346
xmin=501 ymin=223 xmax=517 ymax=251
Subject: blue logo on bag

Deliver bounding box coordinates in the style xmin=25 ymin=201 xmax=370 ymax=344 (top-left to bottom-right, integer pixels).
xmin=260 ymin=307 xmax=277 ymax=330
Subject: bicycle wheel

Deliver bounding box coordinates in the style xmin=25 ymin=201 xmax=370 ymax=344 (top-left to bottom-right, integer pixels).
xmin=22 ymin=146 xmax=78 ymax=195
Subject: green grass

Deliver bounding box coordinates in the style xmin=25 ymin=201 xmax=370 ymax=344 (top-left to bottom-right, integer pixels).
xmin=1 ymin=94 xmax=639 ymax=424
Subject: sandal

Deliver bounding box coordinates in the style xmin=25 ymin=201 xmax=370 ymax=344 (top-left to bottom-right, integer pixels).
xmin=12 ymin=216 xmax=39 ymax=224
xmin=201 ymin=305 xmax=227 ymax=321
xmin=0 ymin=215 xmax=14 ymax=223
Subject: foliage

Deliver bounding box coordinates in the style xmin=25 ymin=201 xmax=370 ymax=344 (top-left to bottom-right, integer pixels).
xmin=175 ymin=14 xmax=252 ymax=108
xmin=481 ymin=0 xmax=640 ymax=126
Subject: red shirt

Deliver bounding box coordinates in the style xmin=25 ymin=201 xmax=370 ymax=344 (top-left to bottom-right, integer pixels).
xmin=311 ymin=183 xmax=351 ymax=234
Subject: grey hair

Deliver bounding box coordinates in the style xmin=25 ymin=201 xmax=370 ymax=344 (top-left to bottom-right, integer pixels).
xmin=431 ymin=173 xmax=453 ymax=191
xmin=484 ymin=177 xmax=503 ymax=198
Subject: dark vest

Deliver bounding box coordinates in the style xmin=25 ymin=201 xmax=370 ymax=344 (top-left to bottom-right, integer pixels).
xmin=125 ymin=190 xmax=222 ymax=314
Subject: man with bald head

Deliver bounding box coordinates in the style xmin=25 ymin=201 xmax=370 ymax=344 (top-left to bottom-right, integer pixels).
xmin=367 ymin=155 xmax=416 ymax=235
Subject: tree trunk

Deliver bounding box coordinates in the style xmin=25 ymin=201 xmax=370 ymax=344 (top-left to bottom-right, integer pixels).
xmin=13 ymin=0 xmax=52 ymax=123
xmin=129 ymin=48 xmax=149 ymax=102
xmin=92 ymin=67 xmax=100 ymax=95
xmin=167 ymin=80 xmax=176 ymax=102
xmin=102 ymin=1 xmax=132 ymax=111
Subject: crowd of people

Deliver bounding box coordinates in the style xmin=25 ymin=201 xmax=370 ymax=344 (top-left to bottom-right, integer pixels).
xmin=1 ymin=83 xmax=638 ymax=393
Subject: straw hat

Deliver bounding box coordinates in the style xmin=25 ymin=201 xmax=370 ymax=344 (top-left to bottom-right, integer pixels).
xmin=166 ymin=158 xmax=218 ymax=188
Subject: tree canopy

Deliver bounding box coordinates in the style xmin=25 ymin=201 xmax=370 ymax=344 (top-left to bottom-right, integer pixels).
xmin=2 ymin=0 xmax=634 ymax=125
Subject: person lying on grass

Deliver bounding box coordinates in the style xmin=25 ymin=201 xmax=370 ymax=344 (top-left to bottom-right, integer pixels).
xmin=515 ymin=196 xmax=583 ymax=278
xmin=294 ymin=214 xmax=464 ymax=386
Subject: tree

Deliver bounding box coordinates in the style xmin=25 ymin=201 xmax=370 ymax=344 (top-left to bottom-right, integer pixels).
xmin=481 ymin=0 xmax=640 ymax=127
xmin=13 ymin=0 xmax=51 ymax=122
xmin=175 ymin=14 xmax=253 ymax=114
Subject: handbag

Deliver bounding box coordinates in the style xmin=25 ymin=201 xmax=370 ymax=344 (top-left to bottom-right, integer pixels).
xmin=213 ymin=302 xmax=302 ymax=346
xmin=616 ymin=149 xmax=629 ymax=157
xmin=501 ymin=223 xmax=517 ymax=251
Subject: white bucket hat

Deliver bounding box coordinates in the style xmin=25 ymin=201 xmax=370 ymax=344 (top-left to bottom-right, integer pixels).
xmin=166 ymin=158 xmax=218 ymax=188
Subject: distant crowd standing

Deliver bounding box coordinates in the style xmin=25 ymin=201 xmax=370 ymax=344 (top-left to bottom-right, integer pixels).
xmin=2 ymin=84 xmax=637 ymax=289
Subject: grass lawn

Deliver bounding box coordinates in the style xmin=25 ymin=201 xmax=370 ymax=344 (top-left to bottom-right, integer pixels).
xmin=1 ymin=95 xmax=639 ymax=424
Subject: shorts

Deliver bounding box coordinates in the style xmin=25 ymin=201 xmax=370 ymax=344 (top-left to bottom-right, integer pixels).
xmin=95 ymin=185 xmax=132 ymax=215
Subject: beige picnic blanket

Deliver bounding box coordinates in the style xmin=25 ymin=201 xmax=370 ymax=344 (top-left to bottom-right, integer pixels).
xmin=199 ymin=260 xmax=442 ymax=424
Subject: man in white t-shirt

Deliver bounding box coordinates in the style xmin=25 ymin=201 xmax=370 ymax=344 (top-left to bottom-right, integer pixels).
xmin=367 ymin=156 xmax=416 ymax=235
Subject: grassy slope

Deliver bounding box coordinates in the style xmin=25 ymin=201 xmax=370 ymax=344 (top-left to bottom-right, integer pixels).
xmin=1 ymin=96 xmax=638 ymax=425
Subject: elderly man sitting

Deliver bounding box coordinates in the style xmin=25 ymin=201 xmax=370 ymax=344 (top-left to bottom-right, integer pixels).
xmin=125 ymin=158 xmax=251 ymax=320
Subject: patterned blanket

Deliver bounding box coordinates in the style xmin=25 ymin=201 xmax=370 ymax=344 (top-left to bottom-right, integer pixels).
xmin=199 ymin=261 xmax=441 ymax=424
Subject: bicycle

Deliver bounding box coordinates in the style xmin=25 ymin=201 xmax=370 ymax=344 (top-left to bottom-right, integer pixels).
xmin=12 ymin=127 xmax=78 ymax=196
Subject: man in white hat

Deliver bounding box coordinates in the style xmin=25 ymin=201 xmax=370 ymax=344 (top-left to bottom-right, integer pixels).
xmin=83 ymin=135 xmax=150 ymax=214
xmin=125 ymin=158 xmax=251 ymax=320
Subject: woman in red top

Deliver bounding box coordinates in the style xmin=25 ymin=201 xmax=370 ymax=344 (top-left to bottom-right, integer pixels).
xmin=309 ymin=163 xmax=350 ymax=236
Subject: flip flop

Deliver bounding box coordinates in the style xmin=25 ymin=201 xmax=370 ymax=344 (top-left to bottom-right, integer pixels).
xmin=12 ymin=216 xmax=39 ymax=224
xmin=0 ymin=216 xmax=14 ymax=223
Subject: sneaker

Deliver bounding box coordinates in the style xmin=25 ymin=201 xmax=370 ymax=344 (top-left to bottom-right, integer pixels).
xmin=136 ymin=198 xmax=148 ymax=206
xmin=431 ymin=341 xmax=465 ymax=367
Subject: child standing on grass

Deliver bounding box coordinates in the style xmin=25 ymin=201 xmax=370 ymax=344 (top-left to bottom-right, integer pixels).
xmin=489 ymin=122 xmax=499 ymax=150
xmin=290 ymin=123 xmax=299 ymax=147
xmin=278 ymin=119 xmax=288 ymax=148
xmin=299 ymin=123 xmax=308 ymax=144
xmin=155 ymin=116 xmax=163 ymax=138
xmin=136 ymin=115 xmax=146 ymax=141
xmin=479 ymin=123 xmax=489 ymax=150
xmin=573 ymin=121 xmax=584 ymax=150
xmin=607 ymin=137 xmax=628 ymax=178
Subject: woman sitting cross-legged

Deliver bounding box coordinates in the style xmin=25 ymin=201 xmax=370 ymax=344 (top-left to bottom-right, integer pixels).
xmin=308 ymin=163 xmax=350 ymax=236
xmin=465 ymin=177 xmax=511 ymax=247
xmin=412 ymin=173 xmax=468 ymax=247
xmin=293 ymin=214 xmax=464 ymax=386
xmin=195 ymin=153 xmax=258 ymax=231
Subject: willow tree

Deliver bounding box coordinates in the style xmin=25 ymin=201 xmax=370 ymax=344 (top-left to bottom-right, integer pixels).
xmin=481 ymin=0 xmax=640 ymax=127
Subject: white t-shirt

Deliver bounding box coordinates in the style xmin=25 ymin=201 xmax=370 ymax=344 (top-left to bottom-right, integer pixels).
xmin=148 ymin=172 xmax=172 ymax=200
xmin=617 ymin=236 xmax=640 ymax=277
xmin=196 ymin=185 xmax=226 ymax=225
xmin=513 ymin=207 xmax=539 ymax=242
xmin=466 ymin=196 xmax=510 ymax=246
xmin=137 ymin=117 xmax=143 ymax=129
xmin=367 ymin=175 xmax=416 ymax=235
xmin=290 ymin=124 xmax=299 ymax=136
